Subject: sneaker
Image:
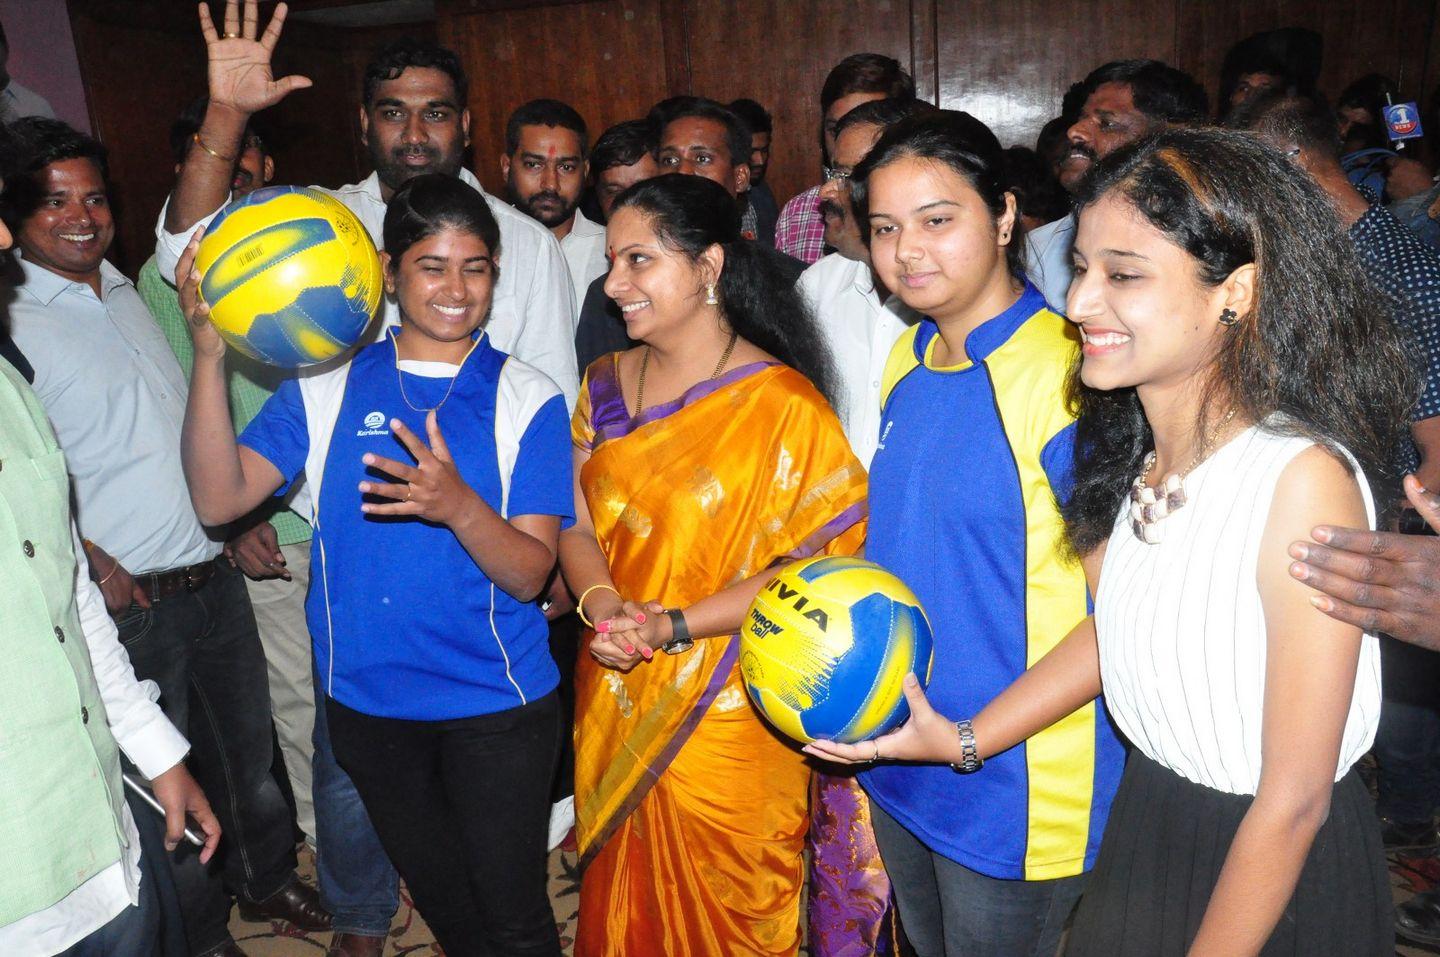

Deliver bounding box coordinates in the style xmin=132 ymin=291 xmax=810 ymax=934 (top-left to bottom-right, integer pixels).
xmin=548 ymin=795 xmax=575 ymax=852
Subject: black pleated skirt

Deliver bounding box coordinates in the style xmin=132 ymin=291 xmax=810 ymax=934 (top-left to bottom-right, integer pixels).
xmin=1065 ymin=751 xmax=1392 ymax=956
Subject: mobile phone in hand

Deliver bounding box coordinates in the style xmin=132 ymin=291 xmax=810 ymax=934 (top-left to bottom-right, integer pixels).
xmin=122 ymin=773 xmax=205 ymax=847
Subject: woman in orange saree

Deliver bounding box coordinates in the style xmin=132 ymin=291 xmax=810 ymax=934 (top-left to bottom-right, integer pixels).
xmin=559 ymin=175 xmax=867 ymax=957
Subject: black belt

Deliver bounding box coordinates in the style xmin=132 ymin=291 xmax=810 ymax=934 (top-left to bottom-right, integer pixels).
xmin=136 ymin=558 xmax=221 ymax=602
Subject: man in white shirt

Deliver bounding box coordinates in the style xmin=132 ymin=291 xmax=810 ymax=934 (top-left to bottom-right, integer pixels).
xmin=798 ymin=98 xmax=926 ymax=466
xmin=501 ymin=98 xmax=606 ymax=314
xmin=1024 ymin=59 xmax=1209 ymax=313
xmin=154 ymin=1 xmax=578 ymax=409
xmin=3 ymin=116 xmax=325 ymax=957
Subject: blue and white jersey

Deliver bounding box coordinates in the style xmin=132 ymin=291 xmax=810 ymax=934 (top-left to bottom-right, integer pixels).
xmin=241 ymin=329 xmax=572 ymax=719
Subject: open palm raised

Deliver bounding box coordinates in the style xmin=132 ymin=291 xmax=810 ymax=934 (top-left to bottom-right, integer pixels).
xmin=198 ymin=0 xmax=312 ymax=115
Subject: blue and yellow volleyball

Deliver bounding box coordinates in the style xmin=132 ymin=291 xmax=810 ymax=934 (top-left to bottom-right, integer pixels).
xmin=740 ymin=556 xmax=934 ymax=744
xmin=195 ymin=185 xmax=382 ymax=367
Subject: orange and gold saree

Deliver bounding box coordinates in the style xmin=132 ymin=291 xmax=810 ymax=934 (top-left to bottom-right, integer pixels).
xmin=571 ymin=356 xmax=867 ymax=957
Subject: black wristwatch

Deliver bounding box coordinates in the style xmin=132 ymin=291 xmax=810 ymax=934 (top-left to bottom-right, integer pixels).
xmin=661 ymin=608 xmax=694 ymax=655
xmin=950 ymin=719 xmax=984 ymax=774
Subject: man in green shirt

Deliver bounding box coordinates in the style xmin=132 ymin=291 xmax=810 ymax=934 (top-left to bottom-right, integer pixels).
xmin=137 ymin=101 xmax=322 ymax=850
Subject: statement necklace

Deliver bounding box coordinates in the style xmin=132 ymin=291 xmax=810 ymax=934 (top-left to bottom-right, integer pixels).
xmin=634 ymin=332 xmax=738 ymax=415
xmin=1129 ymin=408 xmax=1237 ymax=545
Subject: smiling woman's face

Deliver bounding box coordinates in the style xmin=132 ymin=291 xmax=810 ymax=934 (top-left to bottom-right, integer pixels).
xmin=385 ymin=225 xmax=495 ymax=351
xmin=603 ymin=206 xmax=714 ymax=343
xmin=864 ymin=154 xmax=1013 ymax=323
xmin=1067 ymin=191 xmax=1228 ymax=393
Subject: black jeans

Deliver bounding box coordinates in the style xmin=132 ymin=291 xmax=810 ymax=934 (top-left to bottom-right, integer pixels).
xmin=547 ymin=613 xmax=579 ymax=803
xmin=326 ymin=691 xmax=563 ymax=957
xmin=117 ymin=559 xmax=296 ymax=954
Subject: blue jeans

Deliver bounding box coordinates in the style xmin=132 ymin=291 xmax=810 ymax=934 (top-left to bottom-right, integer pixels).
xmin=57 ymin=794 xmax=175 ymax=957
xmin=117 ymin=560 xmax=295 ymax=955
xmin=312 ymin=668 xmax=399 ymax=937
xmin=871 ymin=802 xmax=1084 ymax=957
xmin=57 ymin=879 xmax=157 ymax=957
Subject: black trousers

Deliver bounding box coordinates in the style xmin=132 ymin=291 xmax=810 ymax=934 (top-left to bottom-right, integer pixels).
xmin=326 ymin=691 xmax=563 ymax=957
xmin=547 ymin=613 xmax=580 ymax=803
xmin=117 ymin=560 xmax=296 ymax=955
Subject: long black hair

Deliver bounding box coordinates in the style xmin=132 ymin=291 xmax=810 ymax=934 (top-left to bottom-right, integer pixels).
xmin=1062 ymin=127 xmax=1416 ymax=554
xmin=849 ymin=110 xmax=1024 ymax=283
xmin=610 ymin=173 xmax=837 ymax=405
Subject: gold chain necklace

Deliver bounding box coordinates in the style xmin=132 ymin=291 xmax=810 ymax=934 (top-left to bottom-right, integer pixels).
xmin=1130 ymin=407 xmax=1238 ymax=544
xmin=634 ymin=332 xmax=738 ymax=415
xmin=393 ymin=331 xmax=471 ymax=413
xmin=396 ymin=366 xmax=460 ymax=413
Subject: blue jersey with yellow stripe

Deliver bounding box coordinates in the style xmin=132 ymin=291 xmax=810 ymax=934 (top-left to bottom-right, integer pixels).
xmin=860 ymin=283 xmax=1124 ymax=881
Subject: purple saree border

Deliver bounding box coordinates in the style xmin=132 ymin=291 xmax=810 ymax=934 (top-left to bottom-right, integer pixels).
xmin=589 ymin=358 xmax=781 ymax=448
xmin=781 ymin=501 xmax=868 ymax=562
xmin=578 ymin=635 xmax=741 ymax=873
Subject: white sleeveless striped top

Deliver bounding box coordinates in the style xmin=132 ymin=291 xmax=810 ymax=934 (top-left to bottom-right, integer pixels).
xmin=1095 ymin=422 xmax=1381 ymax=796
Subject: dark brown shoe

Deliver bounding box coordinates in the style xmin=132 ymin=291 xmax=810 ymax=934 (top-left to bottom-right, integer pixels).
xmin=237 ymin=874 xmax=333 ymax=932
xmin=327 ymin=932 xmax=386 ymax=957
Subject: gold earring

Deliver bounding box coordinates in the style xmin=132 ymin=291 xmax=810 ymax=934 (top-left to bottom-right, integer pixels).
xmin=705 ymin=283 xmax=718 ymax=306
xmin=1218 ymin=308 xmax=1239 ymax=327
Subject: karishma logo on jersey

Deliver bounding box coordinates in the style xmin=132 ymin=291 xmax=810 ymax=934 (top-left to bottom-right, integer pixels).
xmin=357 ymin=410 xmax=389 ymax=437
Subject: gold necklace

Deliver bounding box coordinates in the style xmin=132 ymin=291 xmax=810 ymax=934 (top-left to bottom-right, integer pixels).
xmin=396 ymin=366 xmax=460 ymax=413
xmin=391 ymin=335 xmax=463 ymax=411
xmin=1130 ymin=407 xmax=1238 ymax=544
xmin=634 ymin=332 xmax=738 ymax=415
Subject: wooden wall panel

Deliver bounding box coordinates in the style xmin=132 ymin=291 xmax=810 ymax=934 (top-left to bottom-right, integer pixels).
xmin=67 ymin=0 xmax=1440 ymax=275
xmin=682 ymin=0 xmax=922 ymax=218
xmin=934 ymin=0 xmax=1176 ymax=149
xmin=68 ymin=7 xmax=209 ymax=276
xmin=438 ymin=0 xmax=673 ymax=195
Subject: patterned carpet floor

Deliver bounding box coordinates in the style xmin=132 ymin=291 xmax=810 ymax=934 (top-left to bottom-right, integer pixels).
xmin=227 ymin=844 xmax=579 ymax=956
xmin=227 ymin=840 xmax=1440 ymax=956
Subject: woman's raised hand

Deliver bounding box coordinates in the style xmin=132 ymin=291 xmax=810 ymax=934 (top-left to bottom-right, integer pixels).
xmin=359 ymin=411 xmax=480 ymax=528
xmin=176 ymin=227 xmax=226 ymax=360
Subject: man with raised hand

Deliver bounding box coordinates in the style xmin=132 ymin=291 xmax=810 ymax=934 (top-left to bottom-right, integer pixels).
xmin=154 ymin=0 xmax=578 ymax=407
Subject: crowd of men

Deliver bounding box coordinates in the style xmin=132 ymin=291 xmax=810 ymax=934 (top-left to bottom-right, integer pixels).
xmin=10 ymin=6 xmax=1440 ymax=957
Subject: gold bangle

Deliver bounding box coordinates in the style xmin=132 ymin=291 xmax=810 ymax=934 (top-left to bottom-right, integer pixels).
xmin=576 ymin=583 xmax=621 ymax=628
xmin=96 ymin=562 xmax=119 ymax=586
xmin=192 ymin=131 xmax=236 ymax=164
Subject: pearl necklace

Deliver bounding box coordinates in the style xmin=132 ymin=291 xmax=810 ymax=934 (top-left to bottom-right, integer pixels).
xmin=1129 ymin=409 xmax=1237 ymax=545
